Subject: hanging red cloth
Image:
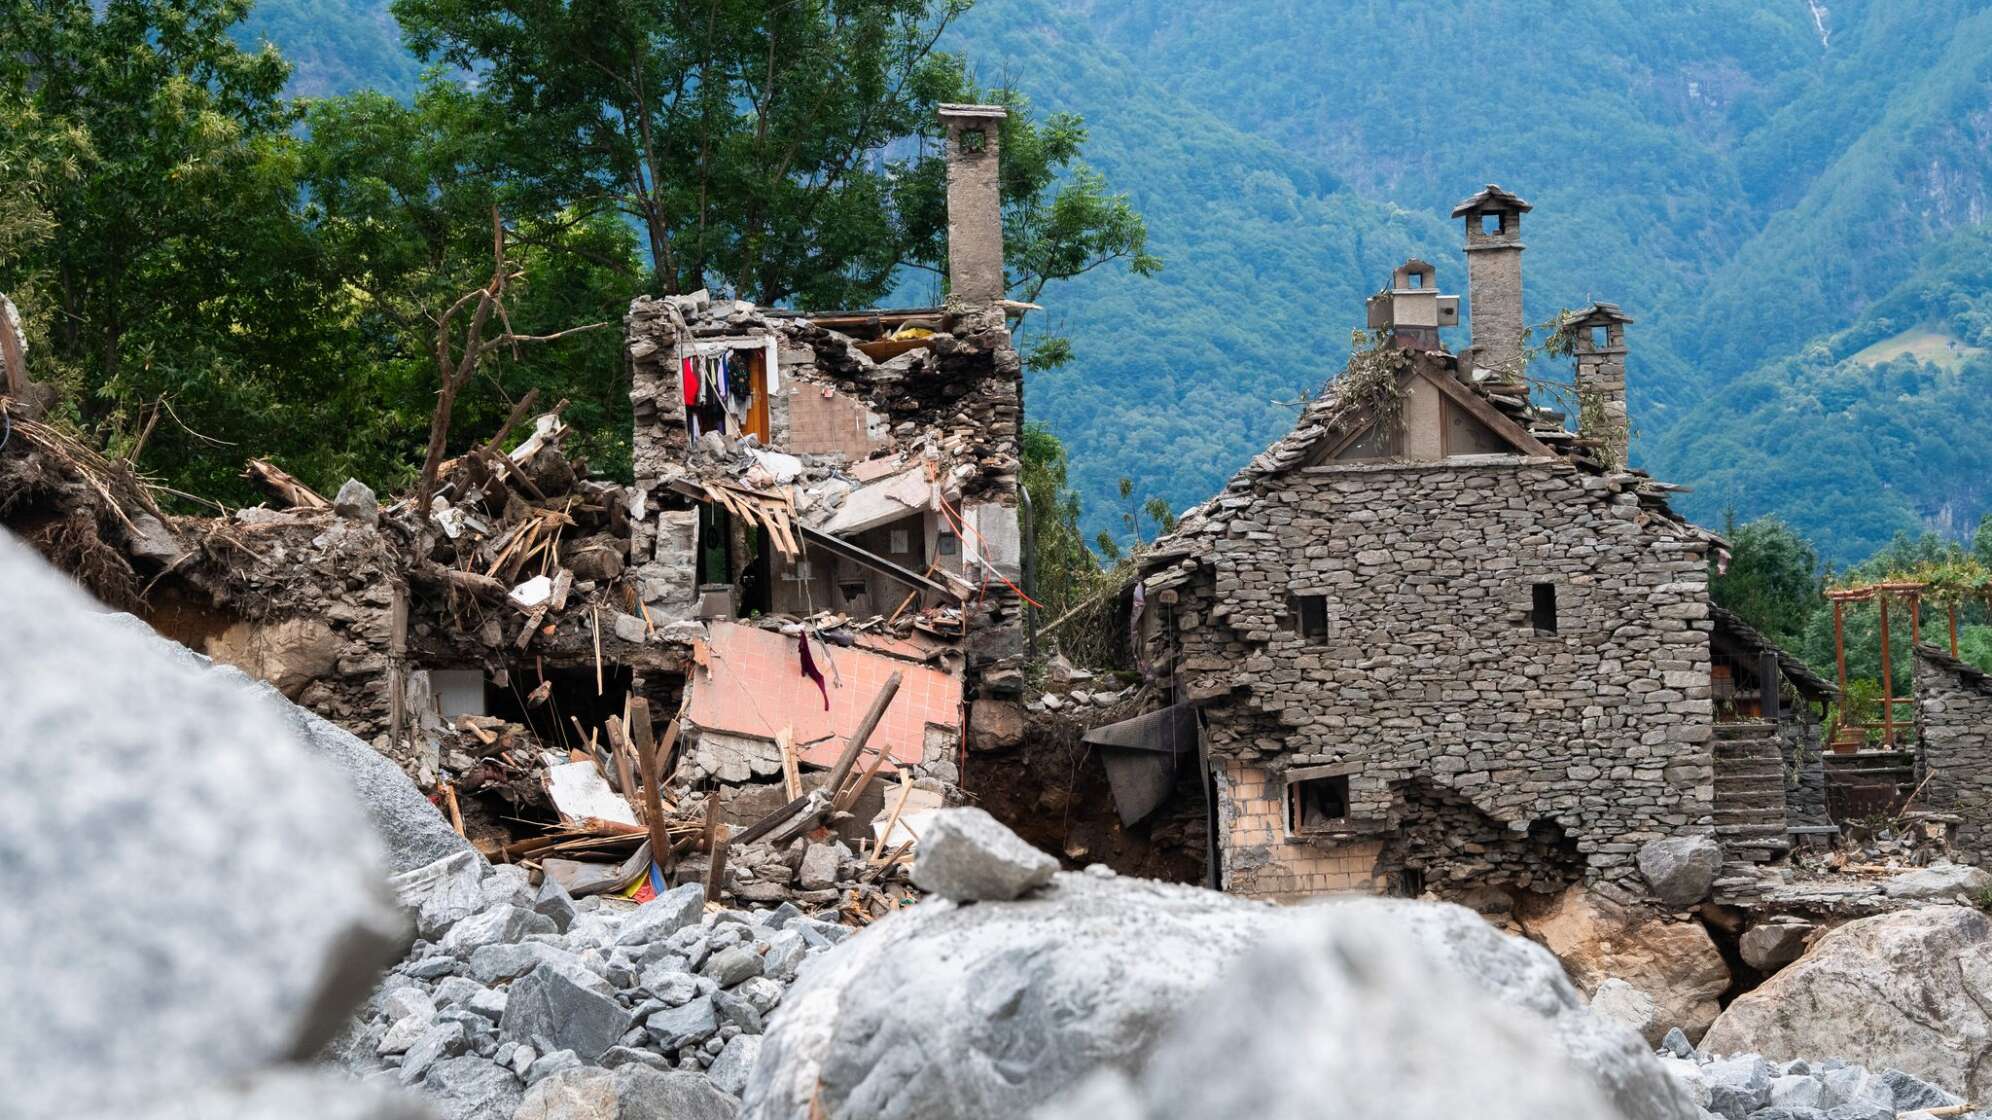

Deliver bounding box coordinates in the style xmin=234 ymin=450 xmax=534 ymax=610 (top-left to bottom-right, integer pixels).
xmin=681 ymin=355 xmax=701 ymax=408
xmin=798 ymin=632 xmax=829 ymax=710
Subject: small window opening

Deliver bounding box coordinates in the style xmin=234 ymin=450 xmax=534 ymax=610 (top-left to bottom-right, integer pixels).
xmin=1406 ymin=271 xmax=1423 ymax=289
xmin=1288 ymin=774 xmax=1350 ymax=833
xmin=1531 ymin=582 xmax=1559 ymax=635
xmin=1590 ymin=325 xmax=1609 ymax=350
xmin=1393 ymin=868 xmax=1426 ymax=897
xmin=1291 ymin=593 xmax=1329 ymax=642
xmin=1480 ymin=212 xmax=1502 ymax=235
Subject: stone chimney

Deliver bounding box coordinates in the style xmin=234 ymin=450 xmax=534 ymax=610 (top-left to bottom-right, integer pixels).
xmin=1450 ymin=184 xmax=1532 ymax=377
xmin=936 ymin=104 xmax=1009 ymax=313
xmin=1562 ymin=302 xmax=1634 ymax=471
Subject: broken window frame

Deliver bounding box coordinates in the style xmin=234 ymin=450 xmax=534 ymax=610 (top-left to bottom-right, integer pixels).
xmin=1284 ymin=764 xmax=1356 ymax=836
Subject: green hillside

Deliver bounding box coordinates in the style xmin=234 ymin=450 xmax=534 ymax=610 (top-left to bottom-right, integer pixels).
xmin=230 ymin=0 xmax=1992 ymax=560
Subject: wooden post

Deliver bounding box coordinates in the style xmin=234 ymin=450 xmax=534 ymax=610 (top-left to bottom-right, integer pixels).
xmin=606 ymin=716 xmax=640 ymax=810
xmin=871 ymin=773 xmax=915 ymax=863
xmin=387 ymin=582 xmax=410 ymax=750
xmin=630 ymin=700 xmax=676 ymax=879
xmin=704 ymin=834 xmax=730 ymax=904
xmin=1879 ymin=592 xmax=1894 ymax=749
xmin=824 ymin=672 xmax=902 ymax=794
xmin=1951 ymin=604 xmax=1962 ymax=659
xmin=1758 ymin=651 xmax=1782 ymax=723
xmin=1910 ymin=591 xmax=1922 ymax=649
xmin=1833 ymin=598 xmax=1848 ymax=697
xmin=702 ymin=786 xmax=728 ymax=903
xmin=778 ymin=726 xmax=801 ymax=801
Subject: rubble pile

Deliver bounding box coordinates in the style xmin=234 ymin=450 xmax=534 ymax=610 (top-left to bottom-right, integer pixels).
xmin=1656 ymin=1030 xmax=1973 ymax=1120
xmin=338 ymin=849 xmax=871 ymax=1118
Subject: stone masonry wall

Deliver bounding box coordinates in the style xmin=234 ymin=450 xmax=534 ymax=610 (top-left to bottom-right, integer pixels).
xmin=1155 ymin=456 xmax=1716 ymax=893
xmin=1915 ymin=647 xmax=1992 ymax=865
xmin=1778 ymin=713 xmax=1831 ymax=828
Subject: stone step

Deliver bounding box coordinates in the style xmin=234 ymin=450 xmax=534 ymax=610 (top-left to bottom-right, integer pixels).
xmin=1714 ymin=767 xmax=1785 ymax=784
xmin=1714 ymin=742 xmax=1782 ymax=760
xmin=1715 ymin=721 xmax=1778 ymax=740
xmin=1715 ymin=812 xmax=1789 ymax=830
xmin=1714 ymin=776 xmax=1787 ymax=793
xmin=1713 ymin=793 xmax=1792 ymax=809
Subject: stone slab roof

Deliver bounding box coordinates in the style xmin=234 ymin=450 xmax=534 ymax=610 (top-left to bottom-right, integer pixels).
xmin=1450 ymin=183 xmax=1533 ymax=217
xmin=1139 ymin=348 xmax=1705 ymax=581
xmin=1711 ymin=605 xmax=1838 ymax=700
xmin=1915 ymin=641 xmax=1992 ymax=693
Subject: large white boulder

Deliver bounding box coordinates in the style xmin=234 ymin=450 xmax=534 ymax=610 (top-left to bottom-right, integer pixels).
xmin=0 ymin=532 xmax=413 ymax=1119
xmin=742 ymin=831 xmax=1693 ymax=1120
xmin=1701 ymin=905 xmax=1992 ymax=1098
xmin=1034 ymin=898 xmax=1695 ymax=1120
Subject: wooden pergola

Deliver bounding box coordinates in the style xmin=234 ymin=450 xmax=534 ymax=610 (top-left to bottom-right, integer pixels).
xmin=1824 ymin=581 xmax=1926 ymax=750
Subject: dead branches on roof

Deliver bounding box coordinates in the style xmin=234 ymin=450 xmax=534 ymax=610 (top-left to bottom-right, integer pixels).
xmin=415 ymin=208 xmax=608 ymax=525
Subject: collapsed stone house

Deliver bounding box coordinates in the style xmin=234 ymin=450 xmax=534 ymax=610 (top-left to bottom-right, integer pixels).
xmin=1123 ymin=186 xmax=1839 ymax=907
xmin=0 ymin=104 xmax=1030 ymax=861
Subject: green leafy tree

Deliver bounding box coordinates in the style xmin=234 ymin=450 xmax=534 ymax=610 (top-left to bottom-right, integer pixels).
xmin=1020 ymin=421 xmax=1096 ymax=614
xmin=0 ymin=0 xmax=354 ymax=498
xmin=1711 ymin=513 xmax=1823 ymax=649
xmin=388 ymin=0 xmax=1155 ymax=320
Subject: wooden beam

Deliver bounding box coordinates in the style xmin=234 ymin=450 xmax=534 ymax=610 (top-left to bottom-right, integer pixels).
xmin=824 ymin=672 xmax=903 ymax=794
xmin=1414 ymin=366 xmax=1558 ymax=459
xmin=630 ymin=701 xmax=676 ymax=879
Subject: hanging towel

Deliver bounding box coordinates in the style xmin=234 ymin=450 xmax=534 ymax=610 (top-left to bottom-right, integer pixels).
xmin=681 ymin=355 xmax=700 ymax=407
xmin=715 ymin=350 xmax=730 ymax=399
xmin=798 ymin=632 xmax=830 ymax=710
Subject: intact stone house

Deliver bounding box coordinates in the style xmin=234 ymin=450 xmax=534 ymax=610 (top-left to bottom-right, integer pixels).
xmin=1915 ymin=645 xmax=1992 ymax=864
xmin=1133 ymin=186 xmax=1830 ymax=904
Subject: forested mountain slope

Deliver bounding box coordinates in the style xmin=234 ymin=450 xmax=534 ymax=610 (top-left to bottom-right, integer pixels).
xmin=238 ymin=0 xmax=1992 ymax=560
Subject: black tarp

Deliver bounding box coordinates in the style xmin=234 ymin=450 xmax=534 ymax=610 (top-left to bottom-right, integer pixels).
xmin=1081 ymin=703 xmax=1200 ymax=827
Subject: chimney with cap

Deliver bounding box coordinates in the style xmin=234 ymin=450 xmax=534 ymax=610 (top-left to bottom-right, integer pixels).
xmin=1451 ymin=184 xmax=1532 ymax=378
xmin=936 ymin=104 xmax=1009 ymax=316
xmin=1560 ymin=302 xmax=1635 ymax=471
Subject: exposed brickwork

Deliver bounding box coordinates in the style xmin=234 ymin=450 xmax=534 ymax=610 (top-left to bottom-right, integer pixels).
xmin=783 ymin=384 xmax=880 ymax=462
xmin=1217 ymin=760 xmax=1385 ymax=900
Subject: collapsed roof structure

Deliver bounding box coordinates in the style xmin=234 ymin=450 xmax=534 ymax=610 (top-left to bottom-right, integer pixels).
xmin=0 ymin=104 xmax=1033 ymax=926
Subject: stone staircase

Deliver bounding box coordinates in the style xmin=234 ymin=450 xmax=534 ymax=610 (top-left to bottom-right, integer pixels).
xmin=1714 ymin=721 xmax=1790 ymax=864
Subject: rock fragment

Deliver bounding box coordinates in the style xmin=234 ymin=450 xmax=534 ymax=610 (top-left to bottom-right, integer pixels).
xmin=909 ymin=807 xmax=1058 ymax=901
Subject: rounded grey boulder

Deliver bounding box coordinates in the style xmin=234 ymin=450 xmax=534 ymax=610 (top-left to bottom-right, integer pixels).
xmin=1636 ymin=835 xmax=1722 ymax=908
